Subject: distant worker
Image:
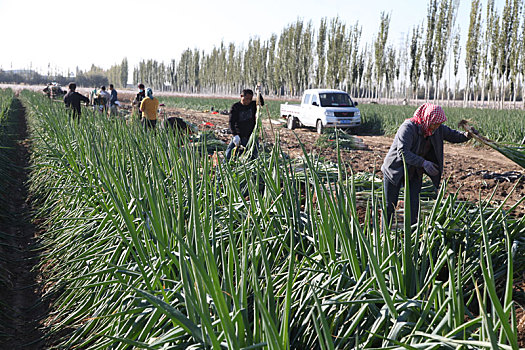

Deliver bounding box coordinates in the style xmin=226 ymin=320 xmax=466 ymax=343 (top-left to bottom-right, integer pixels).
xmin=89 ymin=87 xmax=98 ymax=105
xmin=139 ymin=88 xmax=159 ymax=129
xmin=381 ymin=103 xmax=477 ymax=227
xmin=132 ymin=83 xmax=146 ymax=119
xmin=97 ymin=86 xmax=110 ymax=113
xmin=63 ymin=82 xmax=90 ymax=119
xmin=108 ymin=84 xmax=119 ymax=116
xmin=225 ymin=88 xmax=264 ymax=160
xmin=43 ymin=84 xmax=52 ymax=98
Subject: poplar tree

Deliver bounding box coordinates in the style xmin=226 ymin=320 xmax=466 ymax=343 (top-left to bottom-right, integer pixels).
xmin=355 ymin=51 xmax=366 ymax=98
xmin=326 ymin=17 xmax=348 ymax=90
xmin=176 ymin=50 xmax=192 ymax=92
xmin=507 ymin=0 xmax=522 ymax=105
xmin=518 ymin=11 xmax=525 ymax=109
xmin=398 ymin=32 xmax=410 ymax=101
xmin=227 ymin=43 xmax=240 ymax=94
xmin=192 ymin=50 xmax=200 ymax=93
xmin=373 ymin=12 xmax=390 ymax=100
xmin=346 ymin=24 xmax=362 ymax=97
xmin=120 ymin=58 xmax=128 ymax=88
xmin=266 ymin=34 xmax=279 ymax=95
xmin=315 ymin=18 xmax=327 ymax=87
xmin=487 ymin=3 xmax=500 ymax=106
xmin=384 ymin=46 xmax=398 ymax=99
xmin=451 ymin=31 xmax=461 ymax=102
xmin=363 ymin=45 xmax=374 ymax=99
xmin=423 ymin=0 xmax=438 ymax=100
xmin=498 ymin=0 xmax=521 ymax=106
xmin=465 ymin=0 xmax=482 ymax=106
xmin=167 ymin=59 xmax=177 ymax=91
xmin=481 ymin=0 xmax=495 ymax=106
xmin=409 ymin=25 xmax=423 ymax=101
xmin=433 ymin=0 xmax=458 ymax=102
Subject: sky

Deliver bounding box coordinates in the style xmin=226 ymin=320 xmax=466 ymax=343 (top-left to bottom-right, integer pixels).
xmin=0 ymin=0 xmax=506 ymax=80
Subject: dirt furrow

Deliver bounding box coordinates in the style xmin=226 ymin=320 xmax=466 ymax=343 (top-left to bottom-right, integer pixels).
xmin=0 ymin=98 xmax=47 ymax=349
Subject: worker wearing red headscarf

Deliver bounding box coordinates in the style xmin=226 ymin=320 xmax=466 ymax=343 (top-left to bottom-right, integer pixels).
xmin=381 ymin=103 xmax=475 ymax=227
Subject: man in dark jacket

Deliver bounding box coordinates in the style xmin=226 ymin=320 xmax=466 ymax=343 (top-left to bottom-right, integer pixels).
xmin=63 ymin=82 xmax=89 ymax=118
xmin=132 ymin=83 xmax=146 ymax=119
xmin=225 ymin=88 xmax=264 ymax=160
xmin=109 ymin=84 xmax=118 ymax=116
xmin=381 ymin=103 xmax=476 ymax=227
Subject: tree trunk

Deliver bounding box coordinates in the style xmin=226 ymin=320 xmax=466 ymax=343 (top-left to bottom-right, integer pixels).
xmin=480 ymin=75 xmax=486 ymax=107
xmin=500 ymin=78 xmax=505 ymax=109
xmin=452 ymin=77 xmax=458 ymax=104
xmin=522 ymin=77 xmax=525 ymax=110
xmin=513 ymin=80 xmax=517 ymax=108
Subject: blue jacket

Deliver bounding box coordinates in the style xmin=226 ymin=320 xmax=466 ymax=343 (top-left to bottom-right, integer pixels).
xmin=381 ymin=120 xmax=470 ymax=188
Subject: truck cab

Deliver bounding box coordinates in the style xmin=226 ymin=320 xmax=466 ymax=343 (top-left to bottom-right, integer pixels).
xmin=280 ymin=89 xmax=361 ymax=134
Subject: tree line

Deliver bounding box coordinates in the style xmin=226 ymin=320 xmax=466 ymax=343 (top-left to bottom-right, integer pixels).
xmin=1 ymin=0 xmax=523 ymax=109
xmin=132 ymin=0 xmax=524 ymax=108
xmin=0 ymin=58 xmax=128 ymax=90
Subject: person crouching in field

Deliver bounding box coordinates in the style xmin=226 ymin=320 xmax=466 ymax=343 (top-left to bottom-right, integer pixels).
xmin=63 ymin=82 xmax=89 ymax=119
xmin=140 ymin=88 xmax=159 ymax=129
xmin=381 ymin=103 xmax=477 ymax=227
xmin=225 ymin=88 xmax=264 ymax=160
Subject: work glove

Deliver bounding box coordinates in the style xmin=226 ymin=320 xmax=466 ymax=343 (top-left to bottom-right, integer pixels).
xmin=423 ymin=160 xmax=439 ymax=176
xmin=233 ymin=135 xmax=241 ymax=146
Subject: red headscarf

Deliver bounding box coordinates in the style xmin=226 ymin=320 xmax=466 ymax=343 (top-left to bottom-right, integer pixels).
xmin=409 ymin=103 xmax=447 ymax=137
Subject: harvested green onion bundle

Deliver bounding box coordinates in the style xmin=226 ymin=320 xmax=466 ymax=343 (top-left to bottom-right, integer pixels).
xmin=315 ymin=129 xmax=366 ymax=150
xmin=188 ymin=130 xmax=227 ymax=153
xmin=459 ymin=119 xmax=525 ymax=168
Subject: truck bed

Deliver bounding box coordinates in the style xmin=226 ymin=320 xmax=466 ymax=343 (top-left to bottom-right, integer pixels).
xmin=280 ymin=103 xmax=302 ymax=118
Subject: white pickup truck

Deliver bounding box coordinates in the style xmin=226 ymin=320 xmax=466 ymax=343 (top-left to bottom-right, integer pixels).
xmin=280 ymin=89 xmax=361 ymax=134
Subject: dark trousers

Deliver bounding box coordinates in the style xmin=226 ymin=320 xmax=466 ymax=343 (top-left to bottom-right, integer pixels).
xmin=225 ymin=136 xmax=258 ymax=160
xmin=383 ymin=175 xmax=422 ymax=227
xmin=142 ymin=119 xmax=157 ymax=129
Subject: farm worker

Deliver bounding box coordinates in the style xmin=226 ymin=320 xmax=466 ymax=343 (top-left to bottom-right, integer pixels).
xmin=89 ymin=87 xmax=98 ymax=106
xmin=139 ymin=88 xmax=160 ymax=129
xmin=97 ymin=86 xmax=110 ymax=113
xmin=225 ymin=88 xmax=264 ymax=160
xmin=381 ymin=103 xmax=477 ymax=227
xmin=108 ymin=84 xmax=119 ymax=116
xmin=63 ymin=82 xmax=90 ymax=119
xmin=43 ymin=84 xmax=52 ymax=98
xmin=133 ymin=83 xmax=146 ymax=119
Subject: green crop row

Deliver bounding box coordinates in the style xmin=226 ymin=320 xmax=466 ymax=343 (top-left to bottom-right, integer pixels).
xmin=19 ymin=90 xmax=525 ymax=349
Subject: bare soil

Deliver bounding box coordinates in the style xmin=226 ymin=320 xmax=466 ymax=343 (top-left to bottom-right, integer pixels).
xmin=0 ymin=98 xmax=47 ymax=349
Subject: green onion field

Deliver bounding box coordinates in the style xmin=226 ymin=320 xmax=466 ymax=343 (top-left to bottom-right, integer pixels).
xmin=0 ymin=88 xmax=523 ymax=348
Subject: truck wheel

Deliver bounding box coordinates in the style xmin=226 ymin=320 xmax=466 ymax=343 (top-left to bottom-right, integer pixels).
xmin=316 ymin=120 xmax=323 ymax=134
xmin=287 ymin=117 xmax=296 ymax=130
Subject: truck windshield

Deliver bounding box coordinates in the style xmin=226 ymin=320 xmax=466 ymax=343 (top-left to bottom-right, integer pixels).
xmin=319 ymin=93 xmax=353 ymax=107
